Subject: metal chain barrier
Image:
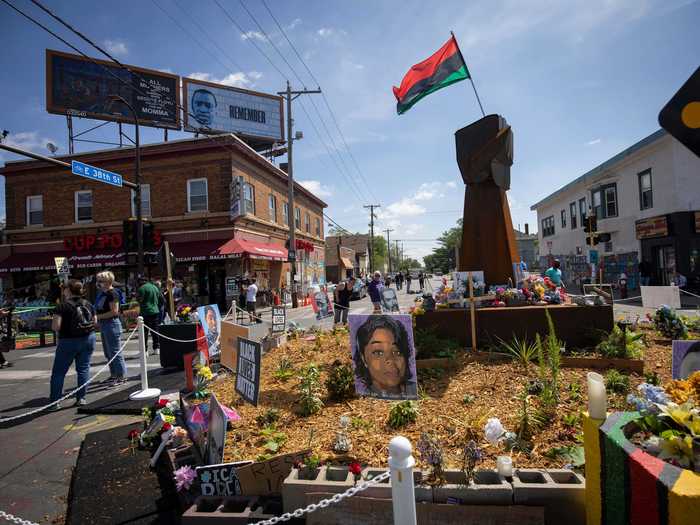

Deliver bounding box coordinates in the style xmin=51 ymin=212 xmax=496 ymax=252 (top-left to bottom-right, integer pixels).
xmin=0 ymin=510 xmax=39 ymax=525
xmin=249 ymin=470 xmax=391 ymax=525
xmin=0 ymin=326 xmax=138 ymax=423
xmin=680 ymin=288 xmax=700 ymax=300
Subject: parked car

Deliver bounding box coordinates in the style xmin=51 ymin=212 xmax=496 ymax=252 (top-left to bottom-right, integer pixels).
xmin=435 ymin=270 xmax=443 ymax=276
xmin=351 ymin=279 xmax=367 ymax=300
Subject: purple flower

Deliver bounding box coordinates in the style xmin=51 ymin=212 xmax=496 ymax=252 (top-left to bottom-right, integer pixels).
xmin=173 ymin=465 xmax=196 ymax=492
xmin=638 ymin=383 xmax=668 ymax=405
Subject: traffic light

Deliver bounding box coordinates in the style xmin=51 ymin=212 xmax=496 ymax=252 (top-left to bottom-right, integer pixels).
xmin=123 ymin=219 xmax=160 ymax=252
xmin=143 ymin=221 xmax=155 ymax=251
xmin=659 ymin=66 xmax=700 ymax=157
xmin=123 ymin=219 xmax=137 ymax=252
xmin=586 ymin=234 xmax=599 ymax=246
xmin=583 ymin=215 xmax=597 ymax=234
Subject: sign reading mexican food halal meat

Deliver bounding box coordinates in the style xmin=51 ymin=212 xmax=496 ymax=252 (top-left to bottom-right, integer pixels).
xmin=46 ymin=49 xmax=181 ymax=129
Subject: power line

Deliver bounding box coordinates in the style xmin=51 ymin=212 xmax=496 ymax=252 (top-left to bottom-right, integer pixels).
xmin=259 ymin=0 xmax=378 ymax=204
xmin=323 ymin=212 xmax=352 ymax=235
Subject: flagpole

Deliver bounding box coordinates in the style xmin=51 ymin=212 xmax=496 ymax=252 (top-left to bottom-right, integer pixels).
xmin=451 ymin=31 xmax=486 ymax=117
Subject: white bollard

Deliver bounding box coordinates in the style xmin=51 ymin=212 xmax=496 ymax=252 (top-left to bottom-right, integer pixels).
xmin=388 ymin=436 xmax=417 ymax=525
xmin=129 ymin=316 xmax=161 ymax=401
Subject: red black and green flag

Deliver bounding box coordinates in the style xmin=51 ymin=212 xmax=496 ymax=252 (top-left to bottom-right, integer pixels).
xmin=392 ymin=35 xmax=470 ymax=114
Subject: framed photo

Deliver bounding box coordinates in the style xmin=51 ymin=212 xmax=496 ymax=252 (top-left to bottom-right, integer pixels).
xmin=348 ymin=314 xmax=417 ymax=400
xmin=380 ymin=288 xmax=400 ymax=312
xmin=311 ymin=290 xmax=333 ymax=320
xmin=197 ymin=304 xmax=222 ymax=357
xmin=672 ymin=340 xmax=700 ymax=379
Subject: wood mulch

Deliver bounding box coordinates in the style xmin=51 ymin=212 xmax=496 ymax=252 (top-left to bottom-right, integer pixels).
xmin=209 ymin=324 xmax=694 ymax=471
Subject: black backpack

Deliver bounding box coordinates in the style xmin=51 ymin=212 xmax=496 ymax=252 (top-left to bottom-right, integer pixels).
xmin=66 ymin=298 xmax=95 ymax=337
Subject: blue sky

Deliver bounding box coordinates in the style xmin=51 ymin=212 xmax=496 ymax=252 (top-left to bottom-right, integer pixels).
xmin=0 ymin=0 xmax=698 ymax=262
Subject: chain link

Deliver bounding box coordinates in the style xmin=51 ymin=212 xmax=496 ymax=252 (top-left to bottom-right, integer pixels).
xmin=0 ymin=510 xmax=40 ymax=525
xmin=249 ymin=470 xmax=391 ymax=525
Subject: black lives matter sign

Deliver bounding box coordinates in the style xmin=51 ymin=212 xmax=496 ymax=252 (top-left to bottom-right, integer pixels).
xmin=271 ymin=305 xmax=286 ymax=334
xmin=235 ymin=337 xmax=261 ymax=406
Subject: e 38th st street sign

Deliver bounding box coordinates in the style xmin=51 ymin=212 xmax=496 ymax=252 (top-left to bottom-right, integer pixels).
xmin=71 ymin=160 xmax=123 ymax=187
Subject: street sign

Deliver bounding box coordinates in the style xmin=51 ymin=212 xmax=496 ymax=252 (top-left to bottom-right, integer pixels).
xmin=287 ymin=249 xmax=296 ymax=261
xmin=71 ymin=160 xmax=123 ymax=187
xmin=589 ymin=250 xmax=599 ymax=265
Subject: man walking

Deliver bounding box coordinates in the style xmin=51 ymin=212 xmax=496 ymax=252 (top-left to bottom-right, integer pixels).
xmin=246 ymin=278 xmax=261 ymax=324
xmin=418 ymin=271 xmax=425 ymax=292
xmin=405 ymin=272 xmax=412 ymax=294
xmin=367 ymin=271 xmax=384 ymax=313
xmin=138 ymin=277 xmax=164 ymax=355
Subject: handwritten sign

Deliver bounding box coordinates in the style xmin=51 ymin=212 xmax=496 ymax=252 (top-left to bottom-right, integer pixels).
xmin=271 ymin=305 xmax=286 ymax=334
xmin=196 ymin=460 xmax=253 ymax=497
xmin=206 ymin=393 xmax=227 ymax=466
xmin=237 ymin=449 xmax=311 ymax=496
xmin=220 ymin=321 xmax=249 ymax=372
xmin=236 ymin=337 xmax=261 ymax=406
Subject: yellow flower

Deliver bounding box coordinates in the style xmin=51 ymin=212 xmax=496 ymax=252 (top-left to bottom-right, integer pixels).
xmin=197 ymin=366 xmax=213 ymax=381
xmin=684 ymin=413 xmax=700 ymax=437
xmin=664 ymin=379 xmax=693 ymax=404
xmin=658 ymin=435 xmax=694 ymax=468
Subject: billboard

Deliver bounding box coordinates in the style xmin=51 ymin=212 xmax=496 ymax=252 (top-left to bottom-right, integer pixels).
xmin=46 ymin=49 xmax=181 ymax=129
xmin=183 ymin=78 xmax=284 ymax=142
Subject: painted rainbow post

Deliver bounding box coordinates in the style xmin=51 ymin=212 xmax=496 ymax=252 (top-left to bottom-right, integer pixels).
xmin=583 ymin=411 xmax=700 ymax=525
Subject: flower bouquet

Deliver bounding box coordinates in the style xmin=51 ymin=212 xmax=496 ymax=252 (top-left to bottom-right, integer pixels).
xmin=653 ymin=305 xmax=688 ymax=339
xmin=176 ymin=303 xmax=194 ymax=323
xmin=193 ymin=364 xmax=213 ymax=399
xmin=626 ymin=372 xmax=700 ymax=470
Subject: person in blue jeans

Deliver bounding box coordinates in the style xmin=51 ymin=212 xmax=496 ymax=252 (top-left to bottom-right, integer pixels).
xmin=49 ymin=280 xmax=97 ymax=409
xmin=95 ymin=271 xmax=127 ymax=386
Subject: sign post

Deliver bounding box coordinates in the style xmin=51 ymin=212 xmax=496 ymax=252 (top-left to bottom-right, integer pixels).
xmin=54 ymin=256 xmax=70 ymax=283
xmin=163 ymin=241 xmax=175 ymax=321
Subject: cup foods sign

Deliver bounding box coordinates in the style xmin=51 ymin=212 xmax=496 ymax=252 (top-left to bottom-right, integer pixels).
xmin=183 ymin=78 xmax=284 ymax=142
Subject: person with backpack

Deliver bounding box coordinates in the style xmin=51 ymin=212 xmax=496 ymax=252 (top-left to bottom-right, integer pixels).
xmin=96 ymin=271 xmax=127 ymax=385
xmin=138 ymin=276 xmax=165 ymax=353
xmin=49 ymin=280 xmax=97 ymax=408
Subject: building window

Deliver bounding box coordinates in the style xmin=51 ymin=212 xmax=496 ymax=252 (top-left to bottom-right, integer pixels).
xmin=638 ymin=169 xmax=653 ymax=210
xmin=541 ymin=216 xmax=555 ymax=237
xmin=187 ymin=178 xmax=208 ymax=212
xmin=294 ymin=207 xmax=301 ymax=229
xmin=242 ymin=182 xmax=255 ymax=215
xmin=75 ymin=191 xmax=93 ymax=223
xmin=569 ymin=203 xmax=577 ymax=229
xmin=315 ymin=217 xmax=321 ymax=237
xmin=560 ymin=209 xmax=566 ymax=228
xmin=26 ymin=195 xmax=43 ymax=226
xmin=268 ymin=194 xmax=277 ymax=222
xmin=578 ymin=197 xmax=587 ymax=222
xmin=131 ymin=184 xmax=151 ymax=217
xmin=592 ymin=183 xmax=618 ymax=219
xmin=305 ymin=212 xmax=310 ymax=233
xmin=604 ymin=240 xmax=613 ymax=253
xmin=283 ymin=202 xmax=289 ymax=225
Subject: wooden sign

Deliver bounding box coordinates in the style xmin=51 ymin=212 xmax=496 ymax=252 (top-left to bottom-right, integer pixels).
xmin=635 ymin=216 xmax=668 ymax=239
xmin=220 ymin=320 xmax=249 ymax=372
xmin=236 ymin=449 xmax=311 ymax=496
xmin=235 ymin=337 xmax=261 ymax=406
xmin=196 ymin=460 xmax=254 ymax=497
xmin=271 ymin=305 xmax=286 ymax=334
xmin=206 ymin=393 xmax=227 ymax=466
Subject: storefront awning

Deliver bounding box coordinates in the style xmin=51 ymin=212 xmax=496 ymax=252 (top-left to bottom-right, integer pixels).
xmin=0 ymin=250 xmax=125 ymax=273
xmin=340 ymin=257 xmax=354 ymax=269
xmin=170 ymin=240 xmax=232 ymax=263
xmin=218 ymin=238 xmax=287 ymax=261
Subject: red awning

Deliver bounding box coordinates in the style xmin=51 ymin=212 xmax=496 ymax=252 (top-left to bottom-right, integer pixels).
xmin=0 ymin=250 xmax=125 ymax=273
xmin=170 ymin=240 xmax=231 ymax=263
xmin=218 ymin=238 xmax=287 ymax=261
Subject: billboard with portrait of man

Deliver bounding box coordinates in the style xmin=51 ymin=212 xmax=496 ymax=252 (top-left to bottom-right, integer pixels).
xmin=183 ymin=78 xmax=284 ymax=142
xmin=348 ymin=314 xmax=417 ymax=400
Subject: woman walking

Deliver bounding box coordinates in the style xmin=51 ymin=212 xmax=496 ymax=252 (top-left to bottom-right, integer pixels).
xmin=49 ymin=280 xmax=97 ymax=409
xmin=95 ymin=271 xmax=127 ymax=386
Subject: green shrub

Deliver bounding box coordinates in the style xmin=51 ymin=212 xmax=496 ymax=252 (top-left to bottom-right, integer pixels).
xmin=256 ymin=408 xmax=280 ymax=428
xmin=653 ymin=306 xmax=688 ymax=339
xmin=387 ymin=400 xmax=419 ymax=428
xmin=497 ymin=334 xmax=537 ymax=367
xmin=325 ymin=360 xmax=355 ymax=400
xmin=644 ymin=371 xmax=661 ymax=386
xmin=260 ymin=425 xmax=287 ymax=453
xmin=273 ymin=358 xmax=295 ymax=381
xmin=298 ymin=363 xmax=324 ymax=416
xmin=596 ymin=325 xmax=644 ymax=359
xmin=414 ymin=328 xmax=461 ymax=359
xmin=604 ymin=369 xmax=630 ymax=394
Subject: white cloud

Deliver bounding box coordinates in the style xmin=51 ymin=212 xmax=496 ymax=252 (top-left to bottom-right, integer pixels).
xmin=446 ymin=181 xmax=457 ymax=188
xmin=286 ymin=18 xmax=302 ymax=30
xmin=240 ymin=30 xmax=266 ymax=42
xmin=383 ymin=199 xmax=426 ymax=218
xmin=586 ymin=138 xmax=601 ymax=146
xmin=157 ymin=67 xmax=174 ymax=74
xmin=0 ymin=131 xmax=61 ymax=162
xmin=187 ymin=71 xmax=263 ymax=88
xmin=298 ymin=179 xmax=333 ymax=198
xmin=103 ymin=39 xmax=128 ymax=57
xmin=317 ymin=27 xmax=346 ymax=38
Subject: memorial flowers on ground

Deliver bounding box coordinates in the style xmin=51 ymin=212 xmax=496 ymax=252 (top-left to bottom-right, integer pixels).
xmin=627 ymin=371 xmax=700 ymax=470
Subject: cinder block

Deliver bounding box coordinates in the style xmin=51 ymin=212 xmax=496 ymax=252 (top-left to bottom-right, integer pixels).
xmin=512 ymin=468 xmax=585 ymax=525
xmin=282 ymin=466 xmax=353 ymax=513
xmin=182 ymin=495 xmax=275 ymax=524
xmin=359 ymin=468 xmax=432 ymax=502
xmin=432 ymin=469 xmax=513 ymax=505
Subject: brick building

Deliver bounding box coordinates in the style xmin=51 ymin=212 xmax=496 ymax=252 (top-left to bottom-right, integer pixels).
xmin=0 ymin=134 xmax=327 ymax=310
xmin=324 ymin=234 xmax=369 ymax=282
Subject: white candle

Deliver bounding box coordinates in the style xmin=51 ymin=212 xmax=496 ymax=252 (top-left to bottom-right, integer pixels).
xmin=587 ymin=372 xmax=607 ymax=419
xmin=496 ymin=456 xmax=513 ymax=478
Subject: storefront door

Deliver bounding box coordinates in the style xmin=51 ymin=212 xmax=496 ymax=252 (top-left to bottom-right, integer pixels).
xmin=653 ymin=245 xmax=676 ymax=286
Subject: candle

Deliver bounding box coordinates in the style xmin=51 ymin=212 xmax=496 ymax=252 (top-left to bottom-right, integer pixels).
xmin=496 ymin=456 xmax=513 ymax=478
xmin=587 ymin=372 xmax=607 ymax=419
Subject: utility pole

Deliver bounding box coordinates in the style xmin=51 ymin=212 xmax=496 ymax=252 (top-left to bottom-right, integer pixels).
xmin=395 ymin=240 xmax=400 ymax=270
xmin=384 ymin=229 xmax=394 ymax=274
xmin=278 ymin=81 xmax=321 ymax=308
xmin=364 ymin=204 xmax=380 ymax=272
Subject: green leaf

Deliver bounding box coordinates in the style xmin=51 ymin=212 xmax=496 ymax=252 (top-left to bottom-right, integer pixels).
xmin=265 ymin=440 xmax=280 ymax=452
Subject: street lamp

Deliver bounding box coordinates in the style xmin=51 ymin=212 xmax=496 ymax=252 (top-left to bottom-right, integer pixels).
xmin=109 ymin=94 xmax=143 ymax=278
